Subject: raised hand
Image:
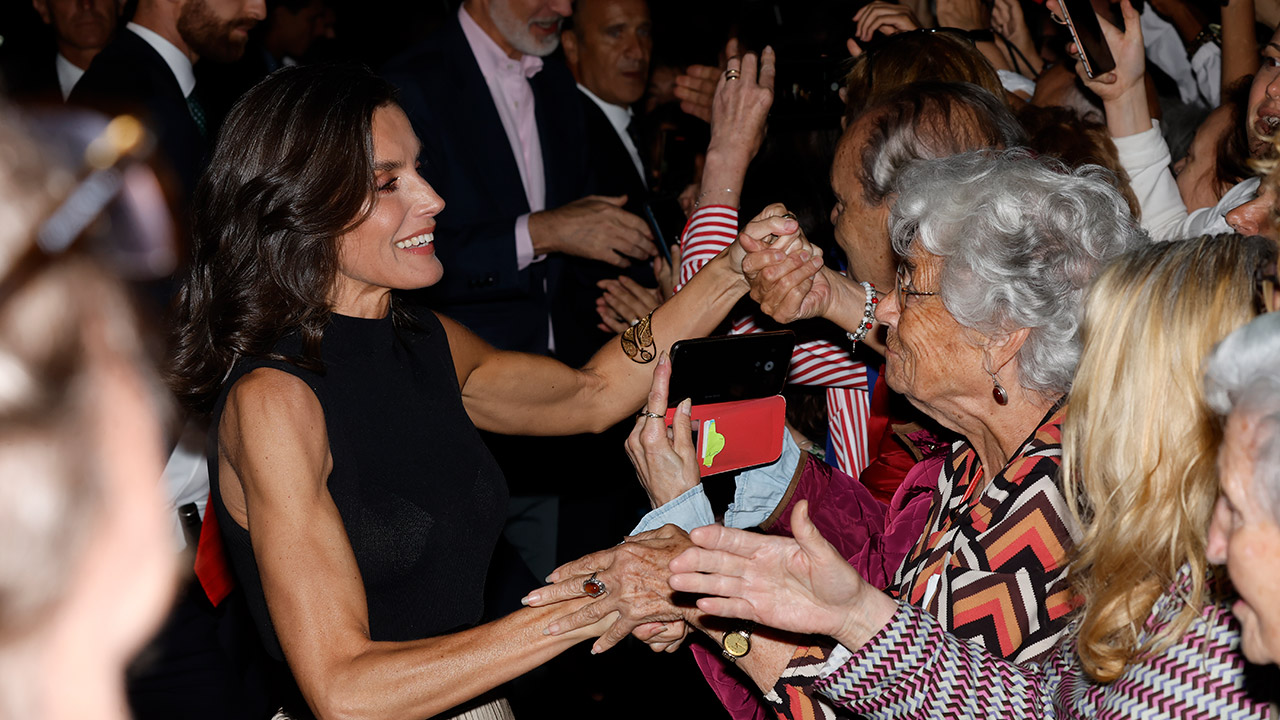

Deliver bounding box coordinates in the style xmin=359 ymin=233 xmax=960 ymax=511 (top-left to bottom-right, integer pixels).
xmin=520 ymin=524 xmax=697 ymax=654
xmin=626 ymin=352 xmax=701 ymax=509
xmin=706 ymin=46 xmax=777 ymax=166
xmin=529 ymin=194 xmax=656 ymax=267
xmin=669 ymin=501 xmax=896 ymax=649
xmin=596 ymin=275 xmax=664 ymax=333
xmin=852 ymin=2 xmax=922 ymax=42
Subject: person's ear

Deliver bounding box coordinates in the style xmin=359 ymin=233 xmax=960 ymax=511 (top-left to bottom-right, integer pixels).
xmin=983 ymin=326 xmax=1030 ymax=376
xmin=562 ymin=29 xmax=579 ymax=70
xmin=32 ymin=0 xmax=52 ymax=25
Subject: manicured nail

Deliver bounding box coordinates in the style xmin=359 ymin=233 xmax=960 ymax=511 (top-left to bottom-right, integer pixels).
xmin=521 ymin=592 xmax=539 ymax=605
xmin=545 ymin=624 xmax=559 ymax=635
xmin=679 ymin=398 xmax=692 ymax=415
xmin=659 ymin=351 xmax=669 ymax=365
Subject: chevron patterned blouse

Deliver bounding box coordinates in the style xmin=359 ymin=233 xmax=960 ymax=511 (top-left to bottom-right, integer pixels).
xmin=810 ymin=564 xmax=1275 ymax=719
xmin=765 ymin=401 xmax=1078 ymax=719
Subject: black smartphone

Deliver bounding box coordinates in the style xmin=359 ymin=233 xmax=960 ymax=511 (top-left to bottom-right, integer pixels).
xmin=1058 ymin=0 xmax=1116 ymax=78
xmin=667 ymin=331 xmax=796 ymax=408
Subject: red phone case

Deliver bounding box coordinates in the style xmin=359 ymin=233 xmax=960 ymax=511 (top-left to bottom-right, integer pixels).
xmin=663 ymin=396 xmax=786 ymax=476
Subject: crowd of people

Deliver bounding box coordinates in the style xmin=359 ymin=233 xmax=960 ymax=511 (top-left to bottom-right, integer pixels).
xmin=0 ymin=0 xmax=1278 ymax=718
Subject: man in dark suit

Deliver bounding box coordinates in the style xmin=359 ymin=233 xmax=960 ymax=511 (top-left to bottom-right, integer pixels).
xmin=70 ymin=0 xmax=266 ymax=202
xmin=556 ymin=0 xmax=659 ymax=369
xmin=3 ymin=0 xmax=122 ymax=102
xmin=383 ymin=0 xmax=656 ymax=359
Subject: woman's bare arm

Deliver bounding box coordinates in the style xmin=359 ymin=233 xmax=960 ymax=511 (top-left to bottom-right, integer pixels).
xmin=217 ymin=368 xmax=609 ymax=720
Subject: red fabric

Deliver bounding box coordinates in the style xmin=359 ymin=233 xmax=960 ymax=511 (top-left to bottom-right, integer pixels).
xmin=193 ymin=490 xmax=234 ymax=606
xmin=857 ymin=368 xmax=923 ymax=504
xmin=691 ymin=438 xmax=947 ymax=720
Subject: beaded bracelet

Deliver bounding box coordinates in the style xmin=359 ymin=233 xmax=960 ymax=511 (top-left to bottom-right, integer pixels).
xmin=846 ymin=281 xmax=878 ymax=345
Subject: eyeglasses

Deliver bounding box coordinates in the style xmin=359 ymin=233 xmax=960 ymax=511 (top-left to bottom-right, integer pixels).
xmin=896 ymin=260 xmax=940 ymax=303
xmin=0 ymin=112 xmax=175 ymax=306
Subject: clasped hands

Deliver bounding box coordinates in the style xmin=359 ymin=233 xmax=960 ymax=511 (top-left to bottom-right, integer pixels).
xmin=520 ymin=500 xmax=890 ymax=656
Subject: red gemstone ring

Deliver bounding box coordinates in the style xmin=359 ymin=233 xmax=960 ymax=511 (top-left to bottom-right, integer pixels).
xmin=582 ymin=573 xmax=608 ymax=598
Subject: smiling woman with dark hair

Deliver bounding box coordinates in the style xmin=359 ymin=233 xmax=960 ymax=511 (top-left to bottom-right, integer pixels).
xmin=166 ymin=63 xmax=775 ymax=720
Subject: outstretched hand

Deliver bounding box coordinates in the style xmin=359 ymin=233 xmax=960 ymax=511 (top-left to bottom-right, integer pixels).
xmin=521 ymin=525 xmax=697 ymax=654
xmin=668 ymin=501 xmax=873 ymax=640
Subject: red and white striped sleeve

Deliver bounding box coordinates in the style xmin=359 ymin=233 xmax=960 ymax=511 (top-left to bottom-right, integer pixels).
xmin=673 ymin=204 xmax=872 ymax=475
xmin=674 ymin=204 xmax=739 ymax=293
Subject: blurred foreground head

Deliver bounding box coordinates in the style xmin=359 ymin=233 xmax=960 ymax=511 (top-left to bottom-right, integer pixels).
xmin=0 ymin=104 xmax=177 ymax=718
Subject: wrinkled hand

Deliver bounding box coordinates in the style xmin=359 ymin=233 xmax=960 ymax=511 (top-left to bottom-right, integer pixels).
xmin=522 ymin=525 xmax=697 ymax=654
xmin=633 ymin=619 xmax=691 ymax=653
xmin=735 ymin=204 xmax=827 ymax=322
xmin=936 ymin=0 xmax=992 ymax=30
xmin=1054 ymin=0 xmax=1144 ymax=99
xmin=627 ymin=353 xmax=700 ymax=509
xmin=723 ymin=203 xmax=818 ymax=274
xmin=675 ymin=38 xmax=740 ymax=122
xmin=668 ymin=501 xmax=871 ymax=639
xmin=852 ymin=2 xmax=922 ymax=42
xmin=531 ymin=195 xmax=655 ymax=267
xmin=705 ymin=47 xmax=776 ymax=165
xmin=596 ymin=276 xmax=664 ymax=333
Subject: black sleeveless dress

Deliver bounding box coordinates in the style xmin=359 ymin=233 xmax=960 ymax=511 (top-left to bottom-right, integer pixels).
xmin=209 ymin=308 xmax=508 ymax=662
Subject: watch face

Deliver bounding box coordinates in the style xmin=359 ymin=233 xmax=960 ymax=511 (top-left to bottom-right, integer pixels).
xmin=724 ymin=631 xmax=750 ymax=657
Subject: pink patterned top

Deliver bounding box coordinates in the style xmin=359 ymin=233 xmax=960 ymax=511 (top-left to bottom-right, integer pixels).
xmin=811 ymin=565 xmax=1275 ymax=720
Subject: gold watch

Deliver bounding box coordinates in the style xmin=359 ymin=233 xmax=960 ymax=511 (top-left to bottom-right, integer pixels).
xmin=721 ymin=623 xmax=755 ymax=662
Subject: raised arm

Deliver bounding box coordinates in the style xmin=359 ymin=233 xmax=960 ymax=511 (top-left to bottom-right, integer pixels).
xmin=217 ymin=369 xmax=609 ymax=720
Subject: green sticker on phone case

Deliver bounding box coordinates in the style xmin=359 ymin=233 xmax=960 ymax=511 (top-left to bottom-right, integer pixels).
xmin=701 ymin=419 xmax=725 ymax=468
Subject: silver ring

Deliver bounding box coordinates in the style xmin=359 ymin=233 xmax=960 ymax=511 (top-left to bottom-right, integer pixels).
xmin=583 ymin=572 xmax=607 ymax=598
xmin=638 ymin=410 xmax=665 ymax=419
xmin=629 ymin=317 xmax=641 ymax=327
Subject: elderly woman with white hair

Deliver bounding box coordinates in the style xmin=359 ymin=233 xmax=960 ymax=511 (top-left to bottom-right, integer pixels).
xmin=526 ymin=150 xmax=1143 ymax=713
xmin=1207 ymin=309 xmax=1280 ymax=667
xmin=669 ymin=233 xmax=1278 ymax=719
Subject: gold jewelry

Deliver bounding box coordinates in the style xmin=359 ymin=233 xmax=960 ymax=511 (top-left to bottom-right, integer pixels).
xmin=621 ymin=311 xmax=656 ymax=363
xmin=721 ymin=622 xmax=755 ymax=661
xmin=637 ymin=410 xmax=665 ymax=419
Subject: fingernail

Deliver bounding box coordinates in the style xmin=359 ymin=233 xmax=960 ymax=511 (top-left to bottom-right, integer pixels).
xmin=521 ymin=592 xmax=538 ymax=605
xmin=679 ymin=398 xmax=692 ymax=415
xmin=659 ymin=352 xmax=669 ymax=365
xmin=545 ymin=573 xmax=556 ymax=582
xmin=545 ymin=624 xmax=558 ymax=635
xmin=590 ymin=645 xmax=601 ymax=655
xmin=799 ymin=251 xmax=811 ymax=262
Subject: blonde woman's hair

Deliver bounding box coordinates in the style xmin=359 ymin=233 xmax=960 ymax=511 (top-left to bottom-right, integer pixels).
xmin=1063 ymin=233 xmax=1274 ymax=683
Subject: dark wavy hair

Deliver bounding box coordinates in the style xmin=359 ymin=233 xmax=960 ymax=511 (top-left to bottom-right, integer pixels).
xmin=168 ymin=63 xmax=398 ymax=414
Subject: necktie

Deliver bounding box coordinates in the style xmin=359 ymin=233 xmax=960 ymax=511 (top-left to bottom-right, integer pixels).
xmin=186 ymin=88 xmax=208 ymax=138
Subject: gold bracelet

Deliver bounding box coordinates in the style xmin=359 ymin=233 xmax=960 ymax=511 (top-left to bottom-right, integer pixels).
xmin=620 ymin=311 xmax=656 ymax=363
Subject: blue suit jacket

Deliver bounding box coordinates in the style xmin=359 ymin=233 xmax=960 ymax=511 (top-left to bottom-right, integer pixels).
xmin=384 ymin=15 xmax=590 ymax=354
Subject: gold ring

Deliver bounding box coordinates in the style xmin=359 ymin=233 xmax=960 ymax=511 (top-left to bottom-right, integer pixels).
xmin=638 ymin=410 xmax=665 ymax=419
